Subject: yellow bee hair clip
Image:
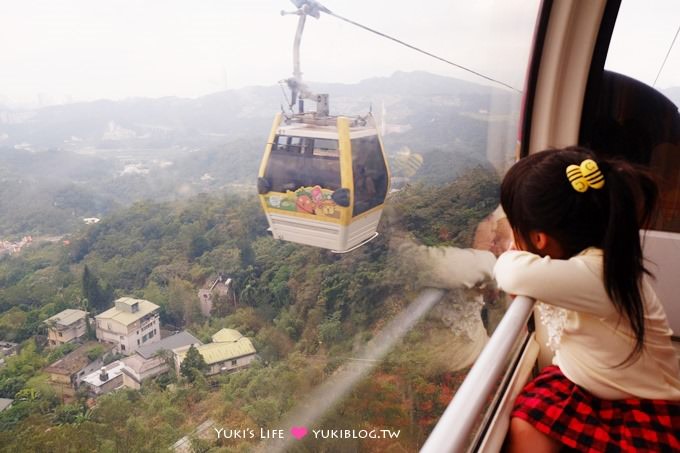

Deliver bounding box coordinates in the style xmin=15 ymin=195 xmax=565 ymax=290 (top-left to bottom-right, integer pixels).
xmin=566 ymin=159 xmax=605 ymax=193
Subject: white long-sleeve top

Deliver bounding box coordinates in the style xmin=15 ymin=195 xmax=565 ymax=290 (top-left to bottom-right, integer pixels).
xmin=494 ymin=247 xmax=680 ymax=400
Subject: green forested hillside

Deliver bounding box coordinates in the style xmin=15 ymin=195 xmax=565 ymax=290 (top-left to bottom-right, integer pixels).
xmin=0 ymin=165 xmax=500 ymax=451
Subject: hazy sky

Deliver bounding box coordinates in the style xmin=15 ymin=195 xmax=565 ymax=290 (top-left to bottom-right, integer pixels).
xmin=0 ymin=0 xmax=677 ymax=107
xmin=606 ymin=0 xmax=680 ymax=89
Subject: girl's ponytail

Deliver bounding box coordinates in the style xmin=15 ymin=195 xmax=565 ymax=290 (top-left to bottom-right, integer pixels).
xmin=600 ymin=160 xmax=658 ymax=364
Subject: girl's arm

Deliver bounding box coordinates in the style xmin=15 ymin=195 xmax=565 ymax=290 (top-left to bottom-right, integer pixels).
xmin=493 ymin=250 xmax=615 ymax=317
xmin=397 ymin=238 xmax=497 ymax=289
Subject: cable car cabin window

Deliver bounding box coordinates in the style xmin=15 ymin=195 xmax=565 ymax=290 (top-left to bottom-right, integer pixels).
xmin=581 ymin=0 xmax=680 ymax=232
xmin=351 ymin=136 xmax=388 ymax=216
xmin=581 ymin=72 xmax=679 ymax=232
xmin=311 ymin=138 xmax=339 ymax=158
xmin=265 ymin=135 xmax=341 ymax=193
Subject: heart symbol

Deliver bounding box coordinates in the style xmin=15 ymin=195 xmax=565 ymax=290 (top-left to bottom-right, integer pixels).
xmin=290 ymin=426 xmax=308 ymax=440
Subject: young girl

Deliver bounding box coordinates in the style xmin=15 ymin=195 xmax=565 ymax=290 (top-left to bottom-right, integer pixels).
xmin=493 ymin=147 xmax=680 ymax=452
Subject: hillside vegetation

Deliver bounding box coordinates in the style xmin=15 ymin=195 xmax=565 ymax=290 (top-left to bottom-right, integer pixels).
xmin=0 ymin=165 xmax=501 ymax=451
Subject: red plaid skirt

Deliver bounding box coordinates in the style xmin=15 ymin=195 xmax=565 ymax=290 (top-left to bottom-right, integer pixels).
xmin=512 ymin=365 xmax=680 ymax=452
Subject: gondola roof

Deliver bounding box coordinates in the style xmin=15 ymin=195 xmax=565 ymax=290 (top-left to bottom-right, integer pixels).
xmin=276 ymin=120 xmax=379 ymax=140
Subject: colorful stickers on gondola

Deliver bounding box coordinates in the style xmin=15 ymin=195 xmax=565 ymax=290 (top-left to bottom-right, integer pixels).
xmin=265 ymin=185 xmax=341 ymax=219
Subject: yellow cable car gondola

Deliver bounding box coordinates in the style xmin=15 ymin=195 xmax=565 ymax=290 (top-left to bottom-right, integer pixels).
xmin=258 ymin=112 xmax=390 ymax=252
xmin=257 ymin=0 xmax=390 ymax=252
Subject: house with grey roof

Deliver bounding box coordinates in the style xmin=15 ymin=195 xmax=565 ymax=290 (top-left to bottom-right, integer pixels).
xmin=123 ymin=331 xmax=202 ymax=387
xmin=45 ymin=309 xmax=88 ymax=347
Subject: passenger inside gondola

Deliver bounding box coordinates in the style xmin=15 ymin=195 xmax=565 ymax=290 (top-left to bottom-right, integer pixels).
xmin=353 ymin=165 xmax=377 ymax=214
xmin=352 ymin=136 xmax=388 ymax=216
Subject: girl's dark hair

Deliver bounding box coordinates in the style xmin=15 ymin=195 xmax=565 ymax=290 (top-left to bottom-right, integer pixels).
xmin=501 ymin=147 xmax=658 ymax=364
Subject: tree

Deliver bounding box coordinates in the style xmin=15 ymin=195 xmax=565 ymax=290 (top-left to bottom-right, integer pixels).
xmin=179 ymin=345 xmax=207 ymax=382
xmin=0 ymin=337 xmax=42 ymax=373
xmin=210 ymin=292 xmax=233 ymax=318
xmin=318 ymin=311 xmax=343 ymax=344
xmin=167 ymin=279 xmax=200 ymax=327
xmin=188 ymin=233 xmax=210 ymax=260
xmin=82 ymin=265 xmax=113 ymax=314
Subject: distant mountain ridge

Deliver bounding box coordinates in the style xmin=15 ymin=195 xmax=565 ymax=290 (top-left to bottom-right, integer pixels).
xmin=1 ymin=72 xmax=676 ymax=152
xmin=0 ymin=71 xmax=511 ymax=150
xmin=0 ymin=71 xmax=518 ymax=236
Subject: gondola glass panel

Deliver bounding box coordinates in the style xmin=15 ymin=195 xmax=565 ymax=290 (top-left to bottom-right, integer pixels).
xmin=266 ymin=135 xmax=341 ymax=193
xmin=351 ymin=136 xmax=389 ymax=217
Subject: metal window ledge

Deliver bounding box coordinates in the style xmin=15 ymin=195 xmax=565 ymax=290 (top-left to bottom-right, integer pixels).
xmin=421 ymin=296 xmax=536 ymax=453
